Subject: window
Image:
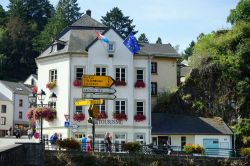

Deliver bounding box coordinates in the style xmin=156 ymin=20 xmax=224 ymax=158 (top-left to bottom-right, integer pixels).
xmin=19 ymin=99 xmax=23 ymax=107
xmin=97 ymin=101 xmax=106 ymax=113
xmin=136 ymin=101 xmax=144 ymax=115
xmin=49 ymin=102 xmax=56 ymax=108
xmin=75 ymin=106 xmax=83 ymax=113
xmin=151 ymin=62 xmax=157 ymax=73
xmin=115 ymin=100 xmax=126 ymax=114
xmin=114 ymin=133 xmax=126 ymax=152
xmin=181 ymin=136 xmax=186 ymax=148
xmin=107 ymin=42 xmax=115 ymax=52
xmin=31 ymin=78 xmax=35 ymax=85
xmin=136 ymin=134 xmax=145 ymax=144
xmin=74 ymin=133 xmax=84 ymax=140
xmin=0 ymin=117 xmax=6 ymax=125
xmin=151 ymin=82 xmax=157 ymax=96
xmin=95 ymin=67 xmax=106 ymax=76
xmin=19 ymin=112 xmax=22 ymax=119
xmin=115 ymin=67 xmax=126 ymax=81
xmin=136 ymin=69 xmax=144 ymax=81
xmin=1 ymin=105 xmax=6 ymax=113
xmin=95 ymin=133 xmax=105 ymax=152
xmin=75 ymin=67 xmax=84 ymax=80
xmin=49 ymin=69 xmax=57 ymax=82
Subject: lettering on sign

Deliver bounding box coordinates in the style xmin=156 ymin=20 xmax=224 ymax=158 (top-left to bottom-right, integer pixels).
xmin=83 ymin=93 xmax=116 ymax=100
xmin=96 ymin=119 xmax=123 ymax=125
xmin=75 ymin=99 xmax=104 ymax=106
xmin=82 ymin=75 xmax=114 ymax=88
xmin=82 ymin=88 xmax=116 ymax=94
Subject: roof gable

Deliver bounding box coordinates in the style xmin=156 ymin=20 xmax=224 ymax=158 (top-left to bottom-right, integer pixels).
xmin=0 ymin=80 xmax=32 ymax=95
xmin=71 ymin=14 xmax=106 ymax=28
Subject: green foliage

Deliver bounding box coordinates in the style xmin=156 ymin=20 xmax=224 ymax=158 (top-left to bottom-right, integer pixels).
xmin=192 ymin=100 xmax=205 ymax=111
xmin=138 ymin=33 xmax=149 ymax=43
xmin=56 ymin=138 xmax=81 ymax=150
xmin=181 ymin=94 xmax=192 ymax=101
xmin=153 ymin=90 xmax=176 ymax=112
xmin=122 ymin=142 xmax=142 ymax=153
xmin=183 ymin=40 xmax=195 ymax=60
xmin=183 ymin=144 xmax=204 ymax=154
xmin=101 ymin=7 xmax=137 ymax=38
xmin=227 ymin=0 xmax=250 ymax=24
xmin=156 ymin=37 xmax=162 ymax=44
xmin=240 ymin=147 xmax=250 ymax=157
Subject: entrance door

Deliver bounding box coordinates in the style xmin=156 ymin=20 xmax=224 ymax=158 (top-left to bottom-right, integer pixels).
xmin=203 ymin=139 xmax=219 ymax=155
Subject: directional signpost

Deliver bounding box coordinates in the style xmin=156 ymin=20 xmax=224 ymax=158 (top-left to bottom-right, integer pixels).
xmin=82 ymin=87 xmax=116 ymax=94
xmin=83 ymin=93 xmax=116 ymax=100
xmin=74 ymin=99 xmax=104 ymax=106
xmin=82 ymin=75 xmax=114 ymax=88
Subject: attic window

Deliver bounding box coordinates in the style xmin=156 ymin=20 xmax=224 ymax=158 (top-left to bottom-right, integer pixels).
xmin=107 ymin=42 xmax=115 ymax=52
xmin=16 ymin=88 xmax=23 ymax=91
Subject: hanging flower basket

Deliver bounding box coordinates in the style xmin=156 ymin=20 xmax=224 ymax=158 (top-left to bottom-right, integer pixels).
xmin=46 ymin=81 xmax=56 ymax=90
xmin=73 ymin=112 xmax=85 ymax=122
xmin=96 ymin=112 xmax=108 ymax=120
xmin=134 ymin=114 xmax=146 ymax=122
xmin=115 ymin=80 xmax=127 ymax=86
xmin=32 ymin=86 xmax=37 ymax=93
xmin=113 ymin=112 xmax=127 ymax=121
xmin=134 ymin=80 xmax=145 ymax=88
xmin=73 ymin=80 xmax=82 ymax=87
xmin=27 ymin=107 xmax=57 ymax=122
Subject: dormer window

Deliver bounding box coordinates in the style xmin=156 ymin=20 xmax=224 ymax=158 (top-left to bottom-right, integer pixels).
xmin=107 ymin=42 xmax=115 ymax=52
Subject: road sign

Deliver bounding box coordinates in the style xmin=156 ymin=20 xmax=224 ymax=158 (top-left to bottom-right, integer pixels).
xmin=82 ymin=75 xmax=114 ymax=88
xmin=64 ymin=121 xmax=70 ymax=127
xmin=72 ymin=124 xmax=79 ymax=129
xmin=83 ymin=93 xmax=116 ymax=100
xmin=82 ymin=87 xmax=116 ymax=94
xmin=72 ymin=129 xmax=78 ymax=133
xmin=75 ymin=99 xmax=104 ymax=106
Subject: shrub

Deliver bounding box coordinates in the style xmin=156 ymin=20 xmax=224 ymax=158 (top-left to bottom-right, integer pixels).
xmin=183 ymin=144 xmax=204 ymax=154
xmin=122 ymin=142 xmax=142 ymax=153
xmin=240 ymin=148 xmax=250 ymax=157
xmin=56 ymin=138 xmax=80 ymax=150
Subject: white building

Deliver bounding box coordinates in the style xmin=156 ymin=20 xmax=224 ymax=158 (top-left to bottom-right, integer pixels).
xmin=36 ymin=11 xmax=179 ymax=145
xmin=0 ymin=80 xmax=32 ymax=135
xmin=24 ymin=74 xmax=38 ymax=86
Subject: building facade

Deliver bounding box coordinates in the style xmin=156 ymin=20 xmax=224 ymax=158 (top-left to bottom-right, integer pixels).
xmin=36 ymin=12 xmax=178 ymax=146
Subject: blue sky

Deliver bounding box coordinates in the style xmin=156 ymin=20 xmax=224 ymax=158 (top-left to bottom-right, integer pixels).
xmin=0 ymin=0 xmax=239 ymax=52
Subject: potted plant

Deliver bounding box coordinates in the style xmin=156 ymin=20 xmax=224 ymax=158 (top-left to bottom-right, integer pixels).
xmin=134 ymin=80 xmax=145 ymax=88
xmin=46 ymin=81 xmax=56 ymax=90
xmin=31 ymin=86 xmax=37 ymax=93
xmin=183 ymin=144 xmax=204 ymax=155
xmin=73 ymin=112 xmax=85 ymax=122
xmin=113 ymin=112 xmax=127 ymax=121
xmin=96 ymin=111 xmax=108 ymax=120
xmin=73 ymin=79 xmax=82 ymax=87
xmin=115 ymin=80 xmax=127 ymax=86
xmin=28 ymin=107 xmax=57 ymax=122
xmin=134 ymin=114 xmax=146 ymax=122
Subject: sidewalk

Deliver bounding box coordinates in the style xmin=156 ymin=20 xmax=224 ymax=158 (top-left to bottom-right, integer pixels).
xmin=0 ymin=135 xmax=39 ymax=149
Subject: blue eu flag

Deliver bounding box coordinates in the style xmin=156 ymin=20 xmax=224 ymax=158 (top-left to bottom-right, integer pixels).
xmin=123 ymin=33 xmax=140 ymax=54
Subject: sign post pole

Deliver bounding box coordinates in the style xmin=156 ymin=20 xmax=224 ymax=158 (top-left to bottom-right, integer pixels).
xmin=92 ymin=118 xmax=95 ymax=152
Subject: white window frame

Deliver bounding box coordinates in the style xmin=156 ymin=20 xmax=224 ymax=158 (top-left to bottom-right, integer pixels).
xmin=151 ymin=82 xmax=157 ymax=96
xmin=0 ymin=117 xmax=6 ymax=125
xmin=135 ymin=133 xmax=145 ymax=144
xmin=135 ymin=100 xmax=145 ymax=115
xmin=115 ymin=66 xmax=126 ymax=82
xmin=114 ymin=99 xmax=127 ymax=114
xmin=114 ymin=133 xmax=126 ymax=152
xmin=75 ymin=66 xmax=85 ymax=80
xmin=97 ymin=100 xmax=106 ymax=113
xmin=95 ymin=66 xmax=107 ymax=76
xmin=107 ymin=42 xmax=115 ymax=52
xmin=151 ymin=62 xmax=157 ymax=74
xmin=49 ymin=69 xmax=57 ymax=82
xmin=95 ymin=133 xmax=105 ymax=152
xmin=1 ymin=105 xmax=6 ymax=113
xmin=19 ymin=99 xmax=23 ymax=107
xmin=136 ymin=68 xmax=144 ymax=81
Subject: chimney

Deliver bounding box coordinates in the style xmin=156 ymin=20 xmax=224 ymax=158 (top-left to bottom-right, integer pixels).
xmin=86 ymin=10 xmax=91 ymax=17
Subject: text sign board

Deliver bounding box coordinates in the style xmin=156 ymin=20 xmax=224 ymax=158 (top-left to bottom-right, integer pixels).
xmin=75 ymin=99 xmax=104 ymax=106
xmin=82 ymin=88 xmax=116 ymax=94
xmin=72 ymin=124 xmax=79 ymax=129
xmin=82 ymin=75 xmax=114 ymax=88
xmin=83 ymin=93 xmax=116 ymax=100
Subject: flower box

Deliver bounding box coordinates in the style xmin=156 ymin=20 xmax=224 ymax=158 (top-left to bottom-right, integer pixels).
xmin=96 ymin=112 xmax=108 ymax=120
xmin=113 ymin=112 xmax=127 ymax=121
xmin=134 ymin=80 xmax=145 ymax=88
xmin=73 ymin=79 xmax=82 ymax=87
xmin=32 ymin=86 xmax=37 ymax=93
xmin=115 ymin=80 xmax=127 ymax=86
xmin=134 ymin=114 xmax=146 ymax=122
xmin=46 ymin=81 xmax=56 ymax=90
xmin=27 ymin=107 xmax=57 ymax=122
xmin=73 ymin=112 xmax=85 ymax=122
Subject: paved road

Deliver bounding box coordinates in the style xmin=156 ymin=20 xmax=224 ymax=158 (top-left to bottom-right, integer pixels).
xmin=0 ymin=135 xmax=39 ymax=149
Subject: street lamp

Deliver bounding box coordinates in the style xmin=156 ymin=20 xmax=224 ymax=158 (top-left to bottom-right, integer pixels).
xmin=28 ymin=89 xmax=57 ymax=143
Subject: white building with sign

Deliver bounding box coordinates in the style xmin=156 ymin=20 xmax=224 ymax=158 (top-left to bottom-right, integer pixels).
xmin=36 ymin=11 xmax=179 ymax=146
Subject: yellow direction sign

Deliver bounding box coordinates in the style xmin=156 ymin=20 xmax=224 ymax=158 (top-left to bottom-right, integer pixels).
xmin=82 ymin=75 xmax=114 ymax=88
xmin=75 ymin=99 xmax=104 ymax=106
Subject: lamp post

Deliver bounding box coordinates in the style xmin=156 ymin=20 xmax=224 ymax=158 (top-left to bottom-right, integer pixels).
xmin=28 ymin=89 xmax=57 ymax=143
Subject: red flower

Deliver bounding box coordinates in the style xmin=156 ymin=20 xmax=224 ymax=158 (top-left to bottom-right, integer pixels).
xmin=96 ymin=112 xmax=108 ymax=120
xmin=73 ymin=112 xmax=85 ymax=122
xmin=115 ymin=80 xmax=127 ymax=86
xmin=32 ymin=86 xmax=37 ymax=93
xmin=134 ymin=80 xmax=145 ymax=88
xmin=113 ymin=112 xmax=127 ymax=121
xmin=134 ymin=114 xmax=146 ymax=122
xmin=73 ymin=80 xmax=82 ymax=87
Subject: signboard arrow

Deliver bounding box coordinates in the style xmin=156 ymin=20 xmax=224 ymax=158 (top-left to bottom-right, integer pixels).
xmin=83 ymin=93 xmax=116 ymax=100
xmin=75 ymin=99 xmax=104 ymax=106
xmin=82 ymin=75 xmax=114 ymax=88
xmin=72 ymin=124 xmax=79 ymax=129
xmin=82 ymin=88 xmax=116 ymax=94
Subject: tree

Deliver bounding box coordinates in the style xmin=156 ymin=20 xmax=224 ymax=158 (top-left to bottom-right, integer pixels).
xmin=183 ymin=41 xmax=195 ymax=60
xmin=101 ymin=7 xmax=137 ymax=38
xmin=156 ymin=37 xmax=162 ymax=44
xmin=0 ymin=5 xmax=7 ymax=26
xmin=227 ymin=0 xmax=250 ymax=24
xmin=138 ymin=33 xmax=149 ymax=43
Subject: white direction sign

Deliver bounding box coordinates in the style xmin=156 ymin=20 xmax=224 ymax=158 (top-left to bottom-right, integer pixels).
xmin=82 ymin=93 xmax=116 ymax=100
xmin=72 ymin=129 xmax=78 ymax=133
xmin=72 ymin=124 xmax=79 ymax=129
xmin=82 ymin=88 xmax=116 ymax=94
